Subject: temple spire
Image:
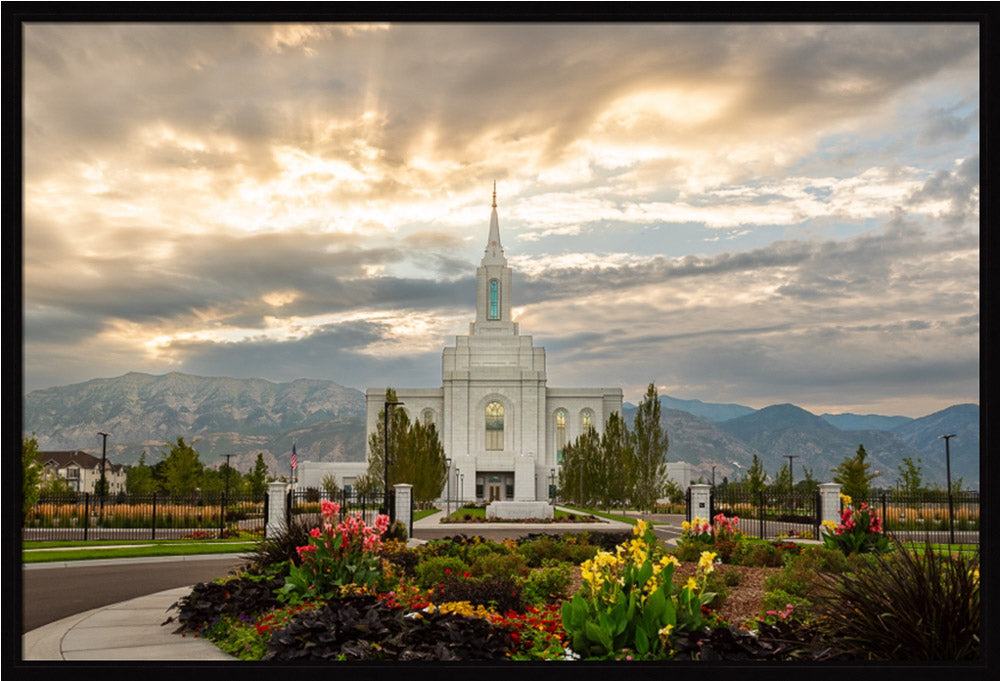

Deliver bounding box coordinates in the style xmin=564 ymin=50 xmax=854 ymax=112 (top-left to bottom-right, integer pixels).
xmin=484 ymin=183 xmax=504 ymax=262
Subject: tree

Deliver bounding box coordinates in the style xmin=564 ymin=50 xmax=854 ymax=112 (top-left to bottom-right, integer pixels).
xmin=599 ymin=411 xmax=634 ymax=509
xmin=632 ymin=383 xmax=668 ymax=511
xmin=794 ymin=466 xmax=819 ymax=496
xmin=126 ymin=452 xmax=157 ymax=495
xmin=321 ymin=473 xmax=340 ymax=498
xmin=22 ymin=435 xmax=43 ymax=517
xmin=831 ymin=444 xmax=880 ymax=500
xmin=365 ymin=389 xmax=448 ymax=506
xmin=771 ymin=463 xmax=792 ymax=494
xmin=246 ymin=452 xmax=269 ymax=498
xmin=40 ymin=473 xmax=76 ymax=496
xmin=161 ymin=437 xmax=203 ymax=497
xmin=745 ymin=453 xmax=767 ymax=499
xmin=897 ymin=456 xmax=924 ymax=497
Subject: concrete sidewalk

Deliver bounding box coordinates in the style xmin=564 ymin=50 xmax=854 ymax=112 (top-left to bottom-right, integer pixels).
xmin=22 ymin=585 xmax=234 ymax=661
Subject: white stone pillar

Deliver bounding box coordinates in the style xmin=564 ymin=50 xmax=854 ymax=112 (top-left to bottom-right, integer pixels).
xmin=689 ymin=483 xmax=712 ymax=521
xmin=514 ymin=454 xmax=536 ymax=501
xmin=265 ymin=481 xmax=289 ymax=538
xmin=393 ymin=483 xmax=413 ymax=539
xmin=819 ymin=483 xmax=842 ymax=527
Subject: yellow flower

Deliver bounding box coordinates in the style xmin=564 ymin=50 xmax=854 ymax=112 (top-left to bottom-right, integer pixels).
xmin=839 ymin=493 xmax=852 ymax=506
xmin=681 ymin=521 xmax=691 ymax=533
xmin=660 ymin=555 xmax=680 ymax=568
xmin=821 ymin=520 xmax=837 ymax=533
xmin=685 ymin=577 xmax=699 ymax=591
xmin=658 ymin=624 xmax=674 ymax=641
xmin=634 ymin=519 xmax=649 ymax=536
xmin=698 ymin=551 xmax=717 ymax=569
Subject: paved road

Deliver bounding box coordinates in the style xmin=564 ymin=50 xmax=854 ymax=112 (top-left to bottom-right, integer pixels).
xmin=20 ymin=554 xmax=247 ymax=633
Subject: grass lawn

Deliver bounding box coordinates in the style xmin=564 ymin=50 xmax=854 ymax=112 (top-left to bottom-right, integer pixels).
xmin=22 ymin=540 xmax=258 ymax=563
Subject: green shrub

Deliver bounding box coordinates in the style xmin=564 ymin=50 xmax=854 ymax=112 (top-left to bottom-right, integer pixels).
xmin=765 ymin=545 xmax=850 ymax=598
xmin=760 ymin=589 xmax=815 ymax=624
xmin=521 ymin=564 xmax=573 ymax=605
xmin=415 ymin=555 xmax=471 ymax=590
xmin=435 ymin=574 xmax=526 ymax=614
xmin=243 ymin=519 xmax=311 ymax=572
xmin=812 ymin=538 xmax=980 ymax=660
xmin=673 ymin=537 xmax=714 ymax=562
xmin=467 ymin=540 xmax=510 ymax=562
xmin=720 ymin=566 xmax=741 ymax=586
xmin=703 ymin=571 xmax=729 ymax=610
xmin=470 ymin=551 xmax=528 ymax=581
xmin=515 ymin=535 xmax=597 ymax=567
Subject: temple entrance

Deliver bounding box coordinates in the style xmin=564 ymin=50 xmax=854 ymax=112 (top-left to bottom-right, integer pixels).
xmin=488 ymin=482 xmax=502 ymax=501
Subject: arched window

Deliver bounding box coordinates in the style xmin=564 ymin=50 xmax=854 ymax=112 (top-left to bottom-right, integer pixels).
xmin=581 ymin=410 xmax=594 ymax=433
xmin=486 ymin=401 xmax=504 ymax=450
xmin=489 ymin=279 xmax=500 ymax=320
xmin=556 ymin=409 xmax=567 ymax=464
xmin=422 ymin=408 xmax=435 ymax=426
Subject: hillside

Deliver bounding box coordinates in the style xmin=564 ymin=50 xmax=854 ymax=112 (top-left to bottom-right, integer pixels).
xmin=24 ymin=372 xmax=367 ymax=474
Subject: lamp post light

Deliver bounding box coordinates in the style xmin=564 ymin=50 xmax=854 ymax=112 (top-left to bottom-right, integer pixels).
xmin=97 ymin=431 xmax=110 ymax=520
xmin=459 ymin=473 xmax=464 ymax=506
xmin=939 ymin=434 xmax=957 ymax=545
xmin=445 ymin=457 xmax=452 ymax=518
xmin=549 ymin=468 xmax=556 ymax=504
xmin=785 ymin=455 xmax=799 ymax=495
xmin=711 ymin=465 xmax=716 ymax=489
xmin=384 ymin=400 xmax=404 ymax=523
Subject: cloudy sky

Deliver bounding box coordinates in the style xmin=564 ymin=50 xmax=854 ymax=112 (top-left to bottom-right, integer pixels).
xmin=21 ymin=22 xmax=979 ymax=417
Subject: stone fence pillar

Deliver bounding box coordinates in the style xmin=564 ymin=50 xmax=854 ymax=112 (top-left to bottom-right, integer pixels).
xmin=265 ymin=481 xmax=289 ymax=538
xmin=689 ymin=484 xmax=712 ymax=521
xmin=818 ymin=483 xmax=842 ymax=528
xmin=393 ymin=483 xmax=413 ymax=539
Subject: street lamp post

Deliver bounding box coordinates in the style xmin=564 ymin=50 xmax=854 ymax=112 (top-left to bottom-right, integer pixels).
xmin=97 ymin=431 xmax=110 ymax=521
xmin=785 ymin=455 xmax=799 ymax=495
xmin=384 ymin=400 xmax=404 ymax=523
xmin=445 ymin=457 xmax=452 ymax=518
xmin=939 ymin=434 xmax=957 ymax=545
xmin=459 ymin=473 xmax=464 ymax=506
xmin=549 ymin=468 xmax=556 ymax=504
xmin=711 ymin=465 xmax=716 ymax=489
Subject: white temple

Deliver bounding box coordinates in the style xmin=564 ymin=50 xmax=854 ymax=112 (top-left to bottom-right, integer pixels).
xmin=364 ymin=187 xmax=622 ymax=503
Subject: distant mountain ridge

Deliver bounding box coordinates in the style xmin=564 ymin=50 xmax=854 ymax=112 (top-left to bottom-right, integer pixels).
xmin=23 ymin=374 xmax=979 ymax=488
xmin=24 ymin=372 xmax=367 ymax=475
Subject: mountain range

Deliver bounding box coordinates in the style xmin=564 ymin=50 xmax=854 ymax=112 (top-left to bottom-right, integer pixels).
xmin=23 ymin=372 xmax=979 ymax=489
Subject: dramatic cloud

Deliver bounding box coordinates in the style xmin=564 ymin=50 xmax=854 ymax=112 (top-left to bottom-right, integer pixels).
xmin=21 ymin=21 xmax=979 ymax=417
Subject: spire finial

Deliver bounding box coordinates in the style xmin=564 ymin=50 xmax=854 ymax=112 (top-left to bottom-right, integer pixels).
xmin=492 ymin=181 xmax=497 ymax=209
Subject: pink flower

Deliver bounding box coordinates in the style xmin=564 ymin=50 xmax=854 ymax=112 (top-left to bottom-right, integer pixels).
xmin=296 ymin=544 xmax=316 ymax=557
xmin=309 ymin=527 xmax=322 ymax=539
xmin=375 ymin=514 xmax=390 ymax=533
xmin=321 ymin=500 xmax=341 ymax=518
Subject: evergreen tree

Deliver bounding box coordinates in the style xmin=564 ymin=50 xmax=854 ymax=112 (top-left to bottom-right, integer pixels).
xmin=161 ymin=437 xmax=203 ymax=497
xmin=246 ymin=452 xmax=269 ymax=498
xmin=794 ymin=466 xmax=819 ymax=495
xmin=772 ymin=463 xmax=792 ymax=493
xmin=321 ymin=473 xmax=340 ymax=498
xmin=746 ymin=453 xmax=767 ymax=499
xmin=897 ymin=456 xmax=924 ymax=497
xmin=126 ymin=451 xmax=157 ymax=495
xmin=600 ymin=411 xmax=634 ymax=509
xmin=365 ymin=389 xmax=448 ymax=505
xmin=632 ymin=383 xmax=668 ymax=511
xmin=22 ymin=435 xmax=43 ymax=517
xmin=831 ymin=444 xmax=880 ymax=500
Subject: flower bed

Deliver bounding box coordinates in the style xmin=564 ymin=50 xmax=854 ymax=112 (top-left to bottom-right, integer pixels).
xmin=164 ymin=506 xmax=980 ymax=662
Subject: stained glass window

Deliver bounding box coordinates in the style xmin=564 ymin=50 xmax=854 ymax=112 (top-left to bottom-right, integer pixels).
xmin=489 ymin=279 xmax=499 ymax=320
xmin=556 ymin=409 xmax=567 ymax=463
xmin=582 ymin=410 xmax=593 ymax=432
xmin=486 ymin=401 xmax=504 ymax=450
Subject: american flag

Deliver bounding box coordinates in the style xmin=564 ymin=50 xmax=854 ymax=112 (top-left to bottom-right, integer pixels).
xmin=290 ymin=443 xmax=298 ymax=470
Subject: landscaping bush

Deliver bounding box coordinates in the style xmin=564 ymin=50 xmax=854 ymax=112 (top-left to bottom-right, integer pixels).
xmin=433 ymin=574 xmax=526 ymax=614
xmin=820 ymin=493 xmax=890 ymax=555
xmin=759 ymin=588 xmax=814 ymax=625
xmin=381 ymin=542 xmax=420 ymax=578
xmin=811 ymin=537 xmax=980 ymax=660
xmin=765 ymin=545 xmax=849 ymax=599
xmin=414 ymin=555 xmax=471 ymax=590
xmin=262 ymin=595 xmax=513 ymax=661
xmin=515 ymin=534 xmax=598 ymax=567
xmin=242 ymin=519 xmax=312 ymax=572
xmin=521 ymin=563 xmax=574 ymax=605
xmin=470 ymin=551 xmax=528 ymax=581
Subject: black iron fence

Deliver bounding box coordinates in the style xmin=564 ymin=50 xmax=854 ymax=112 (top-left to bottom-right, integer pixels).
xmin=23 ymin=491 xmax=267 ymax=541
xmin=288 ymin=487 xmax=387 ymax=530
xmin=851 ymin=490 xmax=980 ymax=545
xmin=708 ymin=489 xmax=821 ymax=540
